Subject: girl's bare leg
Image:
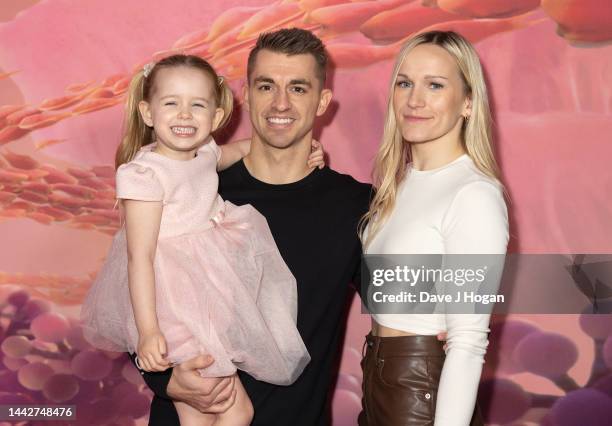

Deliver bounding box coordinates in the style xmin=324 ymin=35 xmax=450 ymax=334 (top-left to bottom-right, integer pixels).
xmin=174 ymin=400 xmax=217 ymax=426
xmin=214 ymin=374 xmax=253 ymax=426
xmin=174 ymin=401 xmax=217 ymax=426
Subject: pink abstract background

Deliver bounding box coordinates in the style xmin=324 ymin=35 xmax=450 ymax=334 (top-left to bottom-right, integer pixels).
xmin=1 ymin=0 xmax=611 ymax=424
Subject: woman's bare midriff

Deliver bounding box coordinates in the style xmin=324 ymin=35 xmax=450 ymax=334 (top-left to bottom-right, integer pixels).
xmin=371 ymin=319 xmax=416 ymax=337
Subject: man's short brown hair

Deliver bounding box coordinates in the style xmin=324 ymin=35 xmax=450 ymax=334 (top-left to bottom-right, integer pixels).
xmin=247 ymin=28 xmax=328 ymax=86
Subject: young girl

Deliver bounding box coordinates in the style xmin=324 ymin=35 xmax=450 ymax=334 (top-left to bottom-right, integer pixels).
xmin=81 ymin=54 xmax=319 ymax=425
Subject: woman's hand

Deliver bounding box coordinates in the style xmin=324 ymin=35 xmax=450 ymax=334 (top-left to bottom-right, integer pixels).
xmin=137 ymin=330 xmax=171 ymax=372
xmin=308 ymin=139 xmax=325 ymax=169
xmin=437 ymin=331 xmax=448 ymax=352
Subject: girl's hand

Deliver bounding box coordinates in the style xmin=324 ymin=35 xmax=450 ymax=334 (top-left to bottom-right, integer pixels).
xmin=218 ymin=139 xmax=251 ymax=171
xmin=137 ymin=330 xmax=171 ymax=372
xmin=308 ymin=140 xmax=325 ymax=169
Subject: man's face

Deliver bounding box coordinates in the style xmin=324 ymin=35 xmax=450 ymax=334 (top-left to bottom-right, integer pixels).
xmin=244 ymin=50 xmax=332 ymax=149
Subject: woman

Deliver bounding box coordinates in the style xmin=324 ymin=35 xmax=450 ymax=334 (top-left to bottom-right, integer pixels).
xmin=359 ymin=31 xmax=509 ymax=426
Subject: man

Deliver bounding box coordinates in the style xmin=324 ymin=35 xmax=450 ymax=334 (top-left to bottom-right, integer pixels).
xmin=137 ymin=28 xmax=371 ymax=425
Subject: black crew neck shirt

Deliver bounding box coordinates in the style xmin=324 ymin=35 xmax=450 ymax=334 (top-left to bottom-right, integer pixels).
xmin=142 ymin=160 xmax=371 ymax=426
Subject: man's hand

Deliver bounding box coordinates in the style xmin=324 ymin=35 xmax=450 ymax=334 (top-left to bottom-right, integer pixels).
xmin=166 ymin=355 xmax=237 ymax=413
xmin=437 ymin=332 xmax=448 ymax=352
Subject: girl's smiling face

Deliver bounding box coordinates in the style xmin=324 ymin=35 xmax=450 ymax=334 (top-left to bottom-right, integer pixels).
xmin=393 ymin=43 xmax=471 ymax=147
xmin=139 ymin=66 xmax=224 ymax=160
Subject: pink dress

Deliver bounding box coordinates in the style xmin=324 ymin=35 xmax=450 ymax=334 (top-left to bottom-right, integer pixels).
xmin=81 ymin=140 xmax=310 ymax=385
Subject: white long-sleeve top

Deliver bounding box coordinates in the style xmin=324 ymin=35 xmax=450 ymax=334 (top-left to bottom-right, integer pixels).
xmin=365 ymin=154 xmax=508 ymax=426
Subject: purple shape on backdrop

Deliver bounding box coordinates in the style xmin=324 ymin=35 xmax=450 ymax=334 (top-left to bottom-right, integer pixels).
xmin=550 ymin=388 xmax=612 ymax=426
xmin=513 ymin=332 xmax=578 ymax=378
xmin=479 ymin=378 xmax=531 ymax=424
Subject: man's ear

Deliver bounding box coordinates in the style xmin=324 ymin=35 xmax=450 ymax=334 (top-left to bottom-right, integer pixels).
xmin=242 ymin=84 xmax=250 ymax=112
xmin=138 ymin=101 xmax=153 ymax=127
xmin=316 ymin=88 xmax=333 ymax=117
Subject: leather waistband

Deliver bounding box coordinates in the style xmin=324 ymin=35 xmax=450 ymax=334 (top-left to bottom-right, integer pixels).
xmin=364 ymin=332 xmax=445 ymax=358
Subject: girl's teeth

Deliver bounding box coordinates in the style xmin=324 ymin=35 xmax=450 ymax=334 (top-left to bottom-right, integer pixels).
xmin=172 ymin=127 xmax=196 ymax=135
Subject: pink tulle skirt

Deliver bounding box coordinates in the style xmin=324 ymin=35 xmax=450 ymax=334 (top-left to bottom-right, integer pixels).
xmin=81 ymin=201 xmax=310 ymax=385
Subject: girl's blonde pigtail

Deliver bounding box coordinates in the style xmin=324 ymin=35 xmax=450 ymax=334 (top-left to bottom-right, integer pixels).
xmin=115 ymin=71 xmax=153 ymax=169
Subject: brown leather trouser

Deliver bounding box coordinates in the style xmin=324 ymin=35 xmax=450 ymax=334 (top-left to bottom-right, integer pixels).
xmin=358 ymin=333 xmax=484 ymax=426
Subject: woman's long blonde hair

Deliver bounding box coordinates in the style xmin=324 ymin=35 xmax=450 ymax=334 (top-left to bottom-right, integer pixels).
xmin=115 ymin=54 xmax=234 ymax=169
xmin=360 ymin=31 xmax=502 ymax=248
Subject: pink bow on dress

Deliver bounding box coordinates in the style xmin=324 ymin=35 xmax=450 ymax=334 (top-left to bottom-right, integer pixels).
xmin=210 ymin=208 xmax=250 ymax=230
